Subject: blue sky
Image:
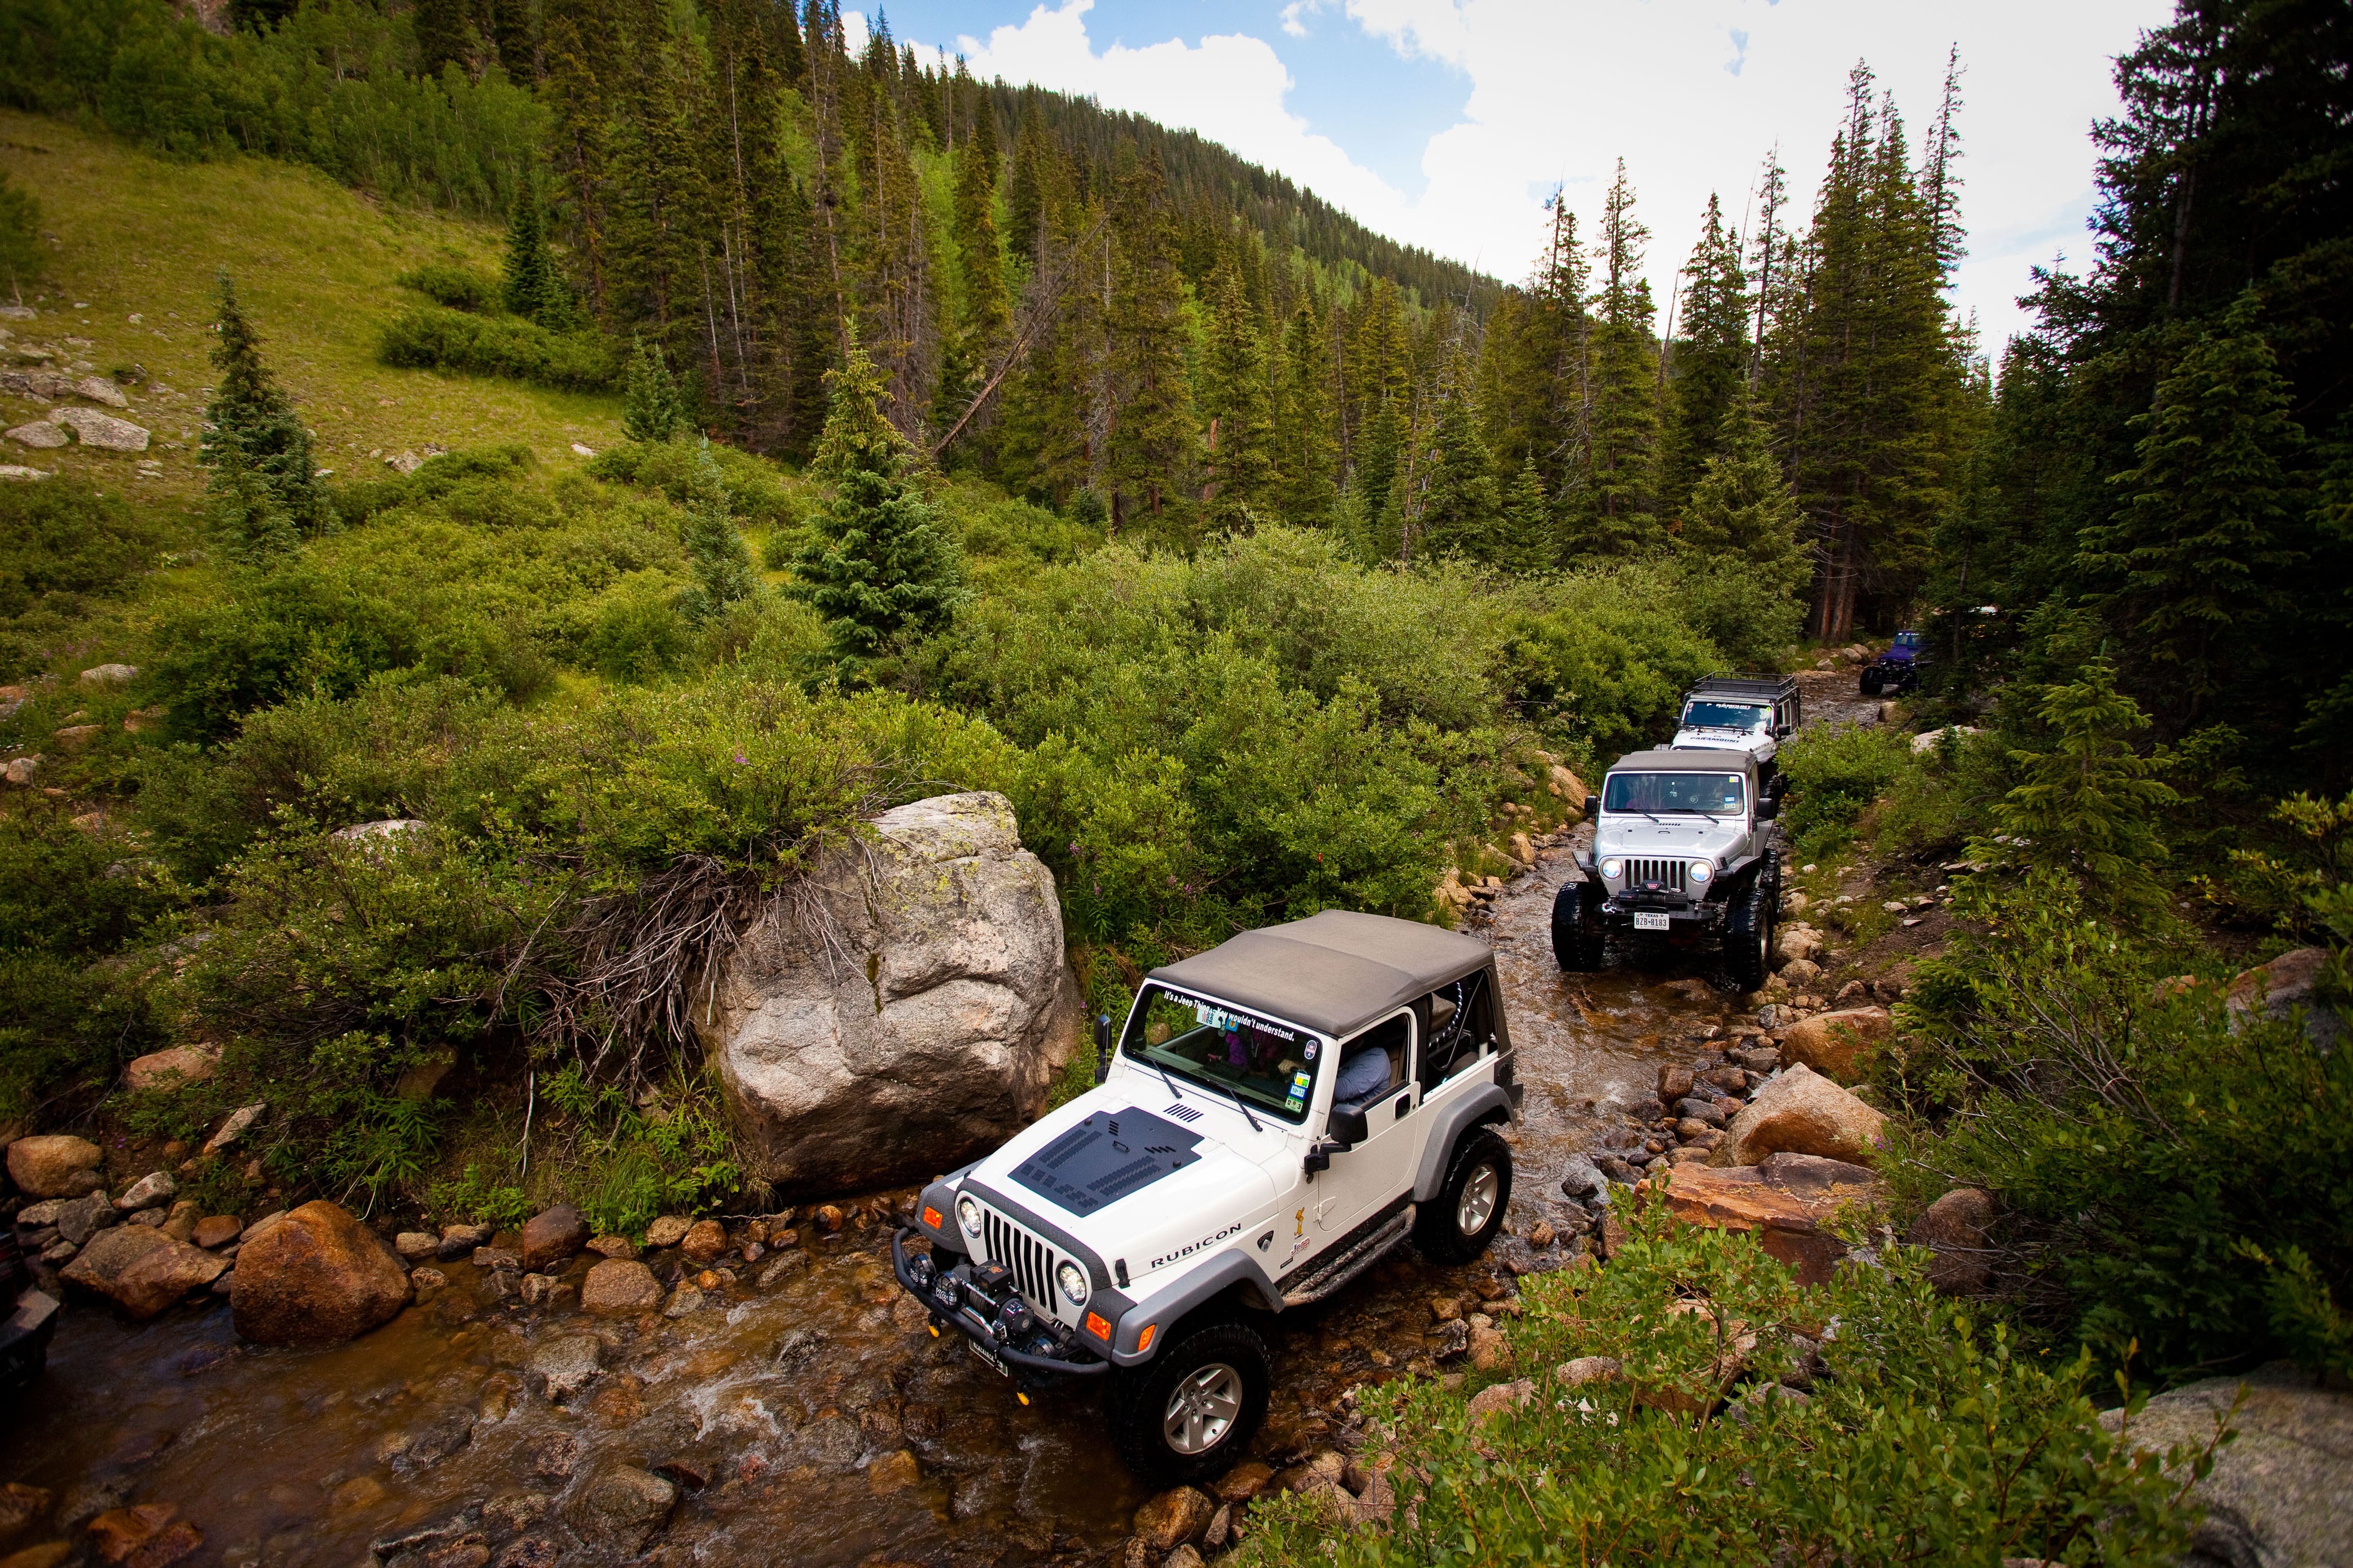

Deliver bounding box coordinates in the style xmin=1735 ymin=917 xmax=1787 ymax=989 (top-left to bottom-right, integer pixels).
xmin=853 ymin=1 xmax=2178 ymax=350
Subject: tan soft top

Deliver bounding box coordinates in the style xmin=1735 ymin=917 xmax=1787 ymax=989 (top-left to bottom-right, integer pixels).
xmin=1146 ymin=910 xmax=1494 ymax=1041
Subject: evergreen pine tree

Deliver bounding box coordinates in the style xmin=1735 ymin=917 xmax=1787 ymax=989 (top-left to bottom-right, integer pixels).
xmin=1273 ymin=300 xmax=1338 ymax=525
xmin=951 ymin=86 xmax=1010 ymax=341
xmin=1567 ymin=159 xmax=1661 ymax=555
xmin=1198 ymin=258 xmax=1275 ymax=529
xmin=1494 ymin=457 xmax=1555 ymax=574
xmin=210 ymin=440 xmax=300 ymax=566
xmin=677 ymin=440 xmax=760 ymax=620
xmin=200 ymin=273 xmax=320 ymax=539
xmin=1418 ymin=360 xmax=1500 ymax=560
xmin=502 ymin=170 xmax=573 ymax=328
xmin=792 ymin=346 xmax=964 ymax=667
xmin=2079 ymin=301 xmax=2307 ymax=715
xmin=1679 ymin=396 xmax=1809 ymax=597
xmin=1103 ymin=154 xmax=1195 ymax=527
xmin=411 ymin=0 xmax=474 ymax=79
xmin=1358 ymin=395 xmax=1401 ymax=528
xmin=1658 ymin=193 xmax=1749 ymax=520
xmin=622 ymin=334 xmax=687 ymax=441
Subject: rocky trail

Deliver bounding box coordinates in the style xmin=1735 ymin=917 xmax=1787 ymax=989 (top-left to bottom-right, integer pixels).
xmin=0 ymin=674 xmax=1901 ymax=1568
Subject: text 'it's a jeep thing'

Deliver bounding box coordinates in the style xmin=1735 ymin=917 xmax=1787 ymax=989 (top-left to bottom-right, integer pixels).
xmin=892 ymin=910 xmax=1522 ymax=1480
xmin=1551 ymin=748 xmax=1782 ymax=991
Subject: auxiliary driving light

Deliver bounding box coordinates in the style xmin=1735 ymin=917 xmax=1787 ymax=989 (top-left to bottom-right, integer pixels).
xmin=906 ymin=1253 xmax=936 ymax=1289
xmin=956 ymin=1194 xmax=984 ymax=1238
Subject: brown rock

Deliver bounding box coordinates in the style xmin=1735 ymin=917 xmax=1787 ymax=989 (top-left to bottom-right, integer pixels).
xmin=1465 ymin=1377 xmax=1535 ymax=1427
xmin=395 ymin=1232 xmax=440 ymax=1261
xmin=1468 ymin=1324 xmax=1511 ymax=1370
xmin=866 ymin=1450 xmax=920 ymax=1497
xmin=1165 ymin=1548 xmax=1206 ymax=1568
xmin=1554 ymin=1355 xmax=1623 ymax=1387
xmin=159 ymin=1202 xmax=199 ymax=1243
xmin=191 ymin=1216 xmax=242 ymax=1250
xmin=580 ymin=1259 xmax=662 ymax=1314
xmin=519 ymin=1206 xmax=589 ymax=1271
xmin=1720 ymin=1064 xmax=1888 ymax=1167
xmin=2226 ymin=947 xmax=2344 ymax=1050
xmin=1213 ymin=1461 xmax=1274 ymax=1503
xmin=6 ymin=1135 xmax=102 ymax=1200
xmin=230 ymin=1200 xmax=411 ymax=1345
xmin=87 ymin=1507 xmax=200 ymax=1568
xmin=122 ymin=1046 xmax=219 ymax=1093
xmin=61 ymin=1227 xmax=225 ymax=1316
xmin=586 ymin=1235 xmax=638 ymax=1260
xmin=1 ymin=1546 xmax=72 ymax=1568
xmin=1132 ymin=1487 xmax=1213 ymax=1551
xmin=643 ymin=1215 xmax=691 ymax=1248
xmin=1778 ymin=1007 xmax=1893 ymax=1083
xmin=1657 ymin=1066 xmax=1695 ymax=1101
xmin=1656 ymin=1158 xmax=1880 ymax=1287
xmin=1907 ymin=1187 xmax=1995 ymax=1295
xmin=0 ymin=1484 xmax=51 ymax=1545
xmin=678 ymin=1219 xmax=727 ymax=1264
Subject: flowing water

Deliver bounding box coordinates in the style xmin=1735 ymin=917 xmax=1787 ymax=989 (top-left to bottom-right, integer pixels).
xmin=7 ymin=669 xmax=1881 ymax=1564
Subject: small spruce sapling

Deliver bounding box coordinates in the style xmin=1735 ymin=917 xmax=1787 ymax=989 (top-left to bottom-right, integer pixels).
xmin=200 ymin=272 xmax=321 ymax=552
xmin=622 ymin=336 xmax=687 ymax=443
xmin=502 ymin=171 xmax=575 ymax=330
xmin=0 ymin=172 xmax=41 ymax=303
xmin=676 ymin=440 xmax=759 ymax=621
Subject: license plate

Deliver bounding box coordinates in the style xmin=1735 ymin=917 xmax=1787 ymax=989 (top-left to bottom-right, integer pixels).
xmin=968 ymin=1337 xmax=1011 ymax=1377
xmin=1633 ymin=912 xmax=1670 ymax=932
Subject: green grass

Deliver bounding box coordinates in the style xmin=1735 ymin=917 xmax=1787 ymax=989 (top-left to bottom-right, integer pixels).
xmin=0 ymin=109 xmax=621 ymax=509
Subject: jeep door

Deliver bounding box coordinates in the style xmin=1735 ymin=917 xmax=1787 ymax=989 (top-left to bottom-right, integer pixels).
xmin=1315 ymin=1007 xmax=1421 ymax=1238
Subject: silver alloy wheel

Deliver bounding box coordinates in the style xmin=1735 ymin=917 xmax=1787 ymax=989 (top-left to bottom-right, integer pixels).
xmin=1163 ymin=1361 xmax=1243 ymax=1455
xmin=1456 ymin=1162 xmax=1500 ymax=1236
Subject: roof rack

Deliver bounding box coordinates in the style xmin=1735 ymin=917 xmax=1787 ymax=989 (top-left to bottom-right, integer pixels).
xmin=1686 ymin=673 xmax=1799 ymax=700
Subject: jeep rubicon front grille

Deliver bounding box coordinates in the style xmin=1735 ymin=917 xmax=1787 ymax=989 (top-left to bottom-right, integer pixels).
xmin=1627 ymin=858 xmax=1688 ymax=891
xmin=980 ymin=1209 xmax=1066 ymax=1322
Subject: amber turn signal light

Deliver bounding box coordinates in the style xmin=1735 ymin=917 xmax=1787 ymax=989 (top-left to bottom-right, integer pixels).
xmin=921 ymin=1205 xmax=944 ymax=1230
xmin=1135 ymin=1323 xmax=1157 ymax=1353
xmin=1084 ymin=1311 xmax=1111 ymax=1341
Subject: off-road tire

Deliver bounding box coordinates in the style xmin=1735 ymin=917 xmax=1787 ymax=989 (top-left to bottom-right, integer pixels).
xmin=1860 ymin=670 xmax=1885 ymax=696
xmin=1724 ymin=865 xmax=1775 ymax=993
xmin=1414 ymin=1128 xmax=1513 ymax=1265
xmin=1107 ymin=1320 xmax=1271 ymax=1483
xmin=1551 ymin=881 xmax=1607 ymax=971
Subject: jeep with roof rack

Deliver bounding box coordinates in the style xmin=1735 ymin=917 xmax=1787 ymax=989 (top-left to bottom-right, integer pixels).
xmin=1552 ymin=747 xmax=1781 ymax=991
xmin=1670 ymin=673 xmax=1800 ymax=804
xmin=891 ymin=910 xmax=1522 ymax=1481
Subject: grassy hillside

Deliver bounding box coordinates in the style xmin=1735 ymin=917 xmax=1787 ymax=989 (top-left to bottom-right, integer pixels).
xmin=0 ymin=108 xmax=618 ymax=503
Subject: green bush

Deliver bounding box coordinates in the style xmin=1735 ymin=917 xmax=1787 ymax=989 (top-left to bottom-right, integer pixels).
xmin=378 ymin=305 xmax=616 ymax=391
xmin=0 ymin=478 xmax=165 ymax=676
xmin=1878 ymin=870 xmax=2353 ymax=1384
xmin=1778 ymin=721 xmax=1916 ymax=858
xmin=587 ymin=439 xmax=804 ymax=529
xmin=1239 ymin=1208 xmax=2207 ymax=1567
xmin=396 ymin=260 xmax=498 ymax=313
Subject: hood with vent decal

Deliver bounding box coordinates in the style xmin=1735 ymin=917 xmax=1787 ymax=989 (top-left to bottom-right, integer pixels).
xmin=966 ymin=1082 xmax=1288 ymax=1285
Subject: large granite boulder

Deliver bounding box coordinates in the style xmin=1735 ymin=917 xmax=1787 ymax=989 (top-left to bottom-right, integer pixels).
xmin=1778 ymin=1006 xmax=1893 ymax=1083
xmin=6 ymin=1134 xmax=103 ymax=1199
xmin=230 ymin=1200 xmax=411 ymax=1345
xmin=1657 ymin=1154 xmax=1880 ymax=1286
xmin=1718 ymin=1064 xmax=1889 ymax=1167
xmin=700 ymin=792 xmax=1077 ymax=1196
xmin=2226 ymin=947 xmax=2344 ymax=1052
xmin=2100 ymin=1361 xmax=2350 ymax=1568
xmin=60 ymin=1226 xmax=227 ymax=1317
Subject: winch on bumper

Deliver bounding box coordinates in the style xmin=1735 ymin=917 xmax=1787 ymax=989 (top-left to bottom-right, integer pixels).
xmin=891 ymin=1227 xmax=1112 ymax=1385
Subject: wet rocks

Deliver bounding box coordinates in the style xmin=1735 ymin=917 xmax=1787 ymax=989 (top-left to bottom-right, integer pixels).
xmin=1778 ymin=1007 xmax=1893 ymax=1083
xmin=518 ymin=1206 xmax=588 ymax=1271
xmin=580 ymin=1259 xmax=662 ymax=1314
xmin=528 ymin=1335 xmax=603 ymax=1403
xmin=191 ymin=1216 xmax=242 ymax=1250
xmin=1657 ymin=1066 xmax=1695 ymax=1101
xmin=1132 ymin=1488 xmax=1214 ymax=1552
xmin=1656 ymin=1155 xmax=1881 ymax=1287
xmin=643 ymin=1215 xmax=691 ymax=1248
xmin=61 ymin=1226 xmax=227 ymax=1317
xmin=866 ymin=1449 xmax=920 ymax=1496
xmin=1720 ymin=1065 xmax=1888 ymax=1167
xmin=1558 ymin=1152 xmax=1606 ymax=1202
xmin=702 ymin=791 xmax=1075 ymax=1196
xmin=1906 ymin=1187 xmax=1994 ymax=1295
xmin=564 ymin=1466 xmax=674 ymax=1555
xmin=585 ymin=1235 xmax=637 ymax=1260
xmin=122 ymin=1046 xmax=218 ymax=1092
xmin=230 ymin=1200 xmax=411 ymax=1345
xmin=662 ymin=1281 xmax=704 ymax=1317
xmin=677 ymin=1219 xmax=727 ymax=1265
xmin=395 ymin=1232 xmax=439 ymax=1261
xmin=436 ymin=1223 xmax=491 ymax=1261
xmin=7 ymin=1135 xmax=103 ymax=1200
xmin=86 ymin=1504 xmax=201 ymax=1568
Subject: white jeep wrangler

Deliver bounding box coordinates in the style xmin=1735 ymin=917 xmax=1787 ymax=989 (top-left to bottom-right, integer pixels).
xmin=1669 ymin=674 xmax=1800 ymax=806
xmin=892 ymin=910 xmax=1522 ymax=1481
xmin=1551 ymin=748 xmax=1782 ymax=991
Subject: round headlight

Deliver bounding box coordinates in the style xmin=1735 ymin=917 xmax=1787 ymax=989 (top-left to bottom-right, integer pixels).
xmin=1056 ymin=1259 xmax=1089 ymax=1306
xmin=1600 ymin=858 xmax=1623 ymax=880
xmin=1688 ymin=861 xmax=1712 ymax=885
xmin=955 ymin=1194 xmax=984 ymax=1238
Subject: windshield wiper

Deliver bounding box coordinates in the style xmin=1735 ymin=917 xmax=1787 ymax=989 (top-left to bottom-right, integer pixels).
xmin=1196 ymin=1076 xmax=1263 ymax=1133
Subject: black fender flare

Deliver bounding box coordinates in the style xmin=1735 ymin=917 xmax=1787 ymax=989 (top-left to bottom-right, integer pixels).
xmin=1410 ymin=1083 xmax=1516 ymax=1205
xmin=1107 ymin=1248 xmax=1285 ymax=1364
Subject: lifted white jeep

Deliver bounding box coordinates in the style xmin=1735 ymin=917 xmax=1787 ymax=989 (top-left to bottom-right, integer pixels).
xmin=893 ymin=910 xmax=1522 ymax=1481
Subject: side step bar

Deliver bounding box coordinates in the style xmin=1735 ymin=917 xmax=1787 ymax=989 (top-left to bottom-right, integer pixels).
xmin=1279 ymin=1205 xmax=1416 ymax=1308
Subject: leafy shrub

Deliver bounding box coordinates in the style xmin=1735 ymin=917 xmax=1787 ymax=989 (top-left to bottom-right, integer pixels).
xmin=1878 ymin=870 xmax=2353 ymax=1384
xmin=0 ymin=478 xmax=164 ymax=675
xmin=1778 ymin=721 xmax=1915 ymax=858
xmin=396 ymin=260 xmax=498 ymax=313
xmin=378 ymin=305 xmax=616 ymax=391
xmin=588 ymin=439 xmax=804 ymax=529
xmin=325 ymin=444 xmax=536 ymax=529
xmin=1239 ymin=1209 xmax=2206 ymax=1567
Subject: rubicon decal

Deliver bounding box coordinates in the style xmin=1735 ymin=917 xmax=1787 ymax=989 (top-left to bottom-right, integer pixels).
xmin=1149 ymin=1221 xmax=1244 ymax=1271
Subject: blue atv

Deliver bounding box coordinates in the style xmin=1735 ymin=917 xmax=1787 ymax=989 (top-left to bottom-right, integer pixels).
xmin=1860 ymin=631 xmax=1928 ymax=696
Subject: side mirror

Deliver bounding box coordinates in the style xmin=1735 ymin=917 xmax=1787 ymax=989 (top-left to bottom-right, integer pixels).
xmin=1757 ymin=797 xmax=1779 ymax=822
xmin=1326 ymin=1104 xmax=1369 ymax=1147
xmin=1092 ymin=1015 xmax=1113 ymax=1085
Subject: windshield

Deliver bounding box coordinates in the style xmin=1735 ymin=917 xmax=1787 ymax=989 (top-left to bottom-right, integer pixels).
xmin=1602 ymin=771 xmax=1747 ymax=816
xmin=1893 ymin=631 xmax=1921 ymax=649
xmin=1120 ymin=983 xmax=1320 ymax=1123
xmin=1682 ymin=701 xmax=1769 ymax=732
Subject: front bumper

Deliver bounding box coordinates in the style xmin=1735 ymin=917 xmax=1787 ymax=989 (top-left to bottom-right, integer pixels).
xmin=1597 ymin=894 xmax=1727 ymax=934
xmin=890 ymin=1229 xmax=1110 ymax=1382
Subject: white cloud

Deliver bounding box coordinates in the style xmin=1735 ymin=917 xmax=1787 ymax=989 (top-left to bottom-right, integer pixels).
xmin=893 ymin=0 xmax=2175 ymax=353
